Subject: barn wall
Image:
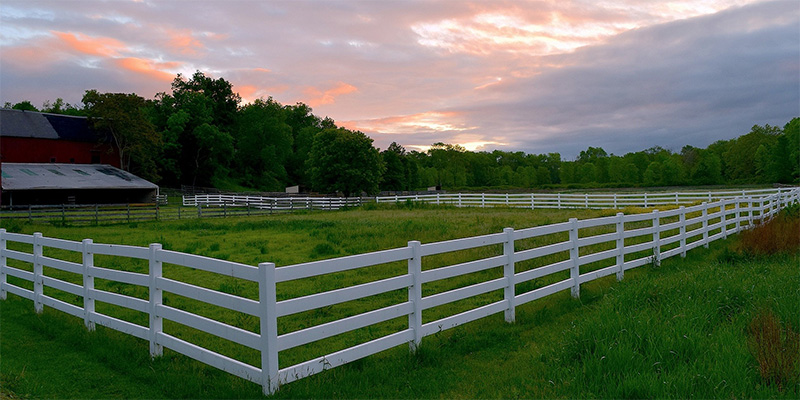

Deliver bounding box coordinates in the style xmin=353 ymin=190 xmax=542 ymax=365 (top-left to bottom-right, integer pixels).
xmin=0 ymin=137 xmax=120 ymax=167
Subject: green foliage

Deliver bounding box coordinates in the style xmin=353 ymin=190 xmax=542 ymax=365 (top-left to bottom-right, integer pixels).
xmin=308 ymin=128 xmax=385 ymax=196
xmin=234 ymin=98 xmax=293 ymax=190
xmin=8 ymin=100 xmax=39 ymax=111
xmin=82 ymin=90 xmax=161 ymax=181
xmin=8 ymin=71 xmax=796 ymax=191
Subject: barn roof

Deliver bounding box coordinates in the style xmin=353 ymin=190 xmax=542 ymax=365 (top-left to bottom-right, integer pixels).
xmin=0 ymin=109 xmax=102 ymax=142
xmin=1 ymin=163 xmax=158 ymax=191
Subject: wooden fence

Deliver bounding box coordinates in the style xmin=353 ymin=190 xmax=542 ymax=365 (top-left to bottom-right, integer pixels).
xmin=0 ymin=202 xmax=312 ymax=225
xmin=1 ymin=189 xmax=797 ymax=395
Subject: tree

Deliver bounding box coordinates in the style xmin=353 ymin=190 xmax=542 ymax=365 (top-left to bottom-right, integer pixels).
xmin=660 ymin=157 xmax=685 ymax=186
xmin=643 ymin=162 xmax=662 ymax=186
xmin=381 ymin=142 xmax=407 ymax=191
xmin=82 ymin=90 xmax=160 ymax=180
xmin=234 ymin=98 xmax=293 ymax=190
xmin=171 ymin=71 xmax=240 ymax=128
xmin=190 ymin=123 xmax=233 ymax=186
xmin=723 ymin=124 xmax=780 ymax=182
xmin=579 ymin=163 xmax=597 ymax=183
xmin=149 ymin=72 xmax=240 ymax=186
xmin=690 ymin=150 xmax=722 ymax=185
xmin=41 ymin=98 xmax=83 ymax=115
xmin=784 ymin=117 xmax=800 ymax=182
xmin=308 ymin=128 xmax=384 ymax=196
xmin=8 ymin=101 xmax=38 ymax=111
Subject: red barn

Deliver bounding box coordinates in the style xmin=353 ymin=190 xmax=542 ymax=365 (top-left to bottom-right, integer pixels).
xmin=0 ymin=109 xmax=119 ymax=166
xmin=0 ymin=109 xmax=160 ymax=206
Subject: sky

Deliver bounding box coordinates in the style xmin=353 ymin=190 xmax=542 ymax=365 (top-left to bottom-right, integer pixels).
xmin=1 ymin=0 xmax=798 ymax=159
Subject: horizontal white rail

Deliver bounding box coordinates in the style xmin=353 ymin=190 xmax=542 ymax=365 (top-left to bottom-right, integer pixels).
xmin=182 ymin=187 xmax=795 ymax=213
xmin=1 ymin=188 xmax=797 ymax=395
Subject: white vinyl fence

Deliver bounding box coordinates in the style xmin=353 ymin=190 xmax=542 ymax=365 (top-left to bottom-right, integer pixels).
xmin=2 ymin=189 xmax=798 ymax=395
xmin=183 ymin=195 xmax=364 ymax=210
xmin=184 ymin=188 xmax=795 ymax=211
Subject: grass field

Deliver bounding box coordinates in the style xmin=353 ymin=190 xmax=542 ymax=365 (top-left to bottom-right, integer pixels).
xmin=1 ymin=203 xmax=798 ymax=398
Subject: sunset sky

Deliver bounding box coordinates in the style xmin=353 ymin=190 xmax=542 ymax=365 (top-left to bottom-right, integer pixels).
xmin=1 ymin=0 xmax=797 ymax=158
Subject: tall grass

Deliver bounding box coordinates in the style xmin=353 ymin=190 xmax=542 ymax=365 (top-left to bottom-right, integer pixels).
xmin=1 ymin=203 xmax=797 ymax=398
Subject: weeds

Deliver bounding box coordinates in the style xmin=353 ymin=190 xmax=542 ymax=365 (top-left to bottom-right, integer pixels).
xmin=737 ymin=207 xmax=800 ymax=256
xmin=748 ymin=309 xmax=800 ymax=391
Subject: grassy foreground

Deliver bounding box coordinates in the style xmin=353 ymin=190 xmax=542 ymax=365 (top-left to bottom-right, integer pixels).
xmin=1 ymin=204 xmax=798 ymax=398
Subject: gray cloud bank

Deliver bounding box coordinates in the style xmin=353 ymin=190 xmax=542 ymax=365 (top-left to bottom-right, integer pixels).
xmin=371 ymin=1 xmax=798 ymax=158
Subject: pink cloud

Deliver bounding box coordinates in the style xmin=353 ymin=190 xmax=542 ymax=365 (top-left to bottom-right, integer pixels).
xmin=163 ymin=28 xmax=206 ymax=56
xmin=352 ymin=111 xmax=477 ymax=134
xmin=114 ymin=57 xmax=179 ymax=82
xmin=51 ymin=31 xmax=127 ymax=57
xmin=303 ymin=82 xmax=358 ymax=107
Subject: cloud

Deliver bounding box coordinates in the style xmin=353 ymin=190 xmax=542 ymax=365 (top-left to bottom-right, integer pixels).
xmin=52 ymin=31 xmax=127 ymax=57
xmin=303 ymin=82 xmax=358 ymax=107
xmin=114 ymin=57 xmax=180 ymax=82
xmin=162 ymin=28 xmax=206 ymax=56
xmin=0 ymin=0 xmax=795 ymax=161
xmin=353 ymin=111 xmax=477 ymax=134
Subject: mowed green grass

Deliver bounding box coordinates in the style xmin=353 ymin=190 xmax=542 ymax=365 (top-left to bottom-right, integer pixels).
xmin=1 ymin=204 xmax=797 ymax=398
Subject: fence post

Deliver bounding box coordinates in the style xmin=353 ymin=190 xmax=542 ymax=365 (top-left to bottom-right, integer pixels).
xmin=436 ymin=193 xmax=440 ymax=205
xmin=557 ymin=193 xmax=562 ymax=209
xmin=702 ymin=202 xmax=709 ymax=249
xmin=148 ymin=243 xmax=163 ymax=357
xmin=615 ymin=213 xmax=624 ymax=281
xmin=721 ymin=200 xmax=728 ymax=240
xmin=503 ymin=228 xmax=516 ymax=323
xmin=258 ymin=262 xmax=280 ymax=395
xmin=408 ymin=240 xmax=422 ymax=351
xmin=679 ymin=206 xmax=687 ymax=258
xmin=675 ymin=192 xmax=679 ymax=205
xmin=531 ymin=193 xmax=535 ymax=210
xmin=614 ymin=193 xmax=618 ymax=209
xmin=734 ymin=198 xmax=740 ymax=233
xmin=584 ymin=193 xmax=588 ymax=208
xmin=569 ymin=218 xmax=580 ymax=298
xmin=652 ymin=210 xmax=660 ymax=266
xmin=33 ymin=232 xmax=43 ymax=313
xmin=505 ymin=193 xmax=509 ymax=206
xmin=82 ymin=239 xmax=95 ymax=330
xmin=458 ymin=193 xmax=462 ymax=207
xmin=197 ymin=205 xmax=202 ymax=218
xmin=481 ymin=194 xmax=485 ymax=208
xmin=644 ymin=193 xmax=648 ymax=208
xmin=0 ymin=229 xmax=6 ymax=300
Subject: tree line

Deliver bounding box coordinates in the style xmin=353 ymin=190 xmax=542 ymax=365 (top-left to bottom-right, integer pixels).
xmin=5 ymin=71 xmax=798 ymax=195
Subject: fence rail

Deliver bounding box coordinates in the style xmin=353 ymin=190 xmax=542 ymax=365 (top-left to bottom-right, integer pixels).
xmin=185 ymin=187 xmax=795 ymax=211
xmin=1 ymin=188 xmax=798 ymax=395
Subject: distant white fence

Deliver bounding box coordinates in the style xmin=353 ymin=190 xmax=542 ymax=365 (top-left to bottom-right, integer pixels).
xmin=183 ymin=195 xmax=363 ymax=210
xmin=2 ymin=189 xmax=798 ymax=395
xmin=184 ymin=188 xmax=795 ymax=211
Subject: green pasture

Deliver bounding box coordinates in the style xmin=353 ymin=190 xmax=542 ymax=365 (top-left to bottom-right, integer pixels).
xmin=1 ymin=203 xmax=796 ymax=398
